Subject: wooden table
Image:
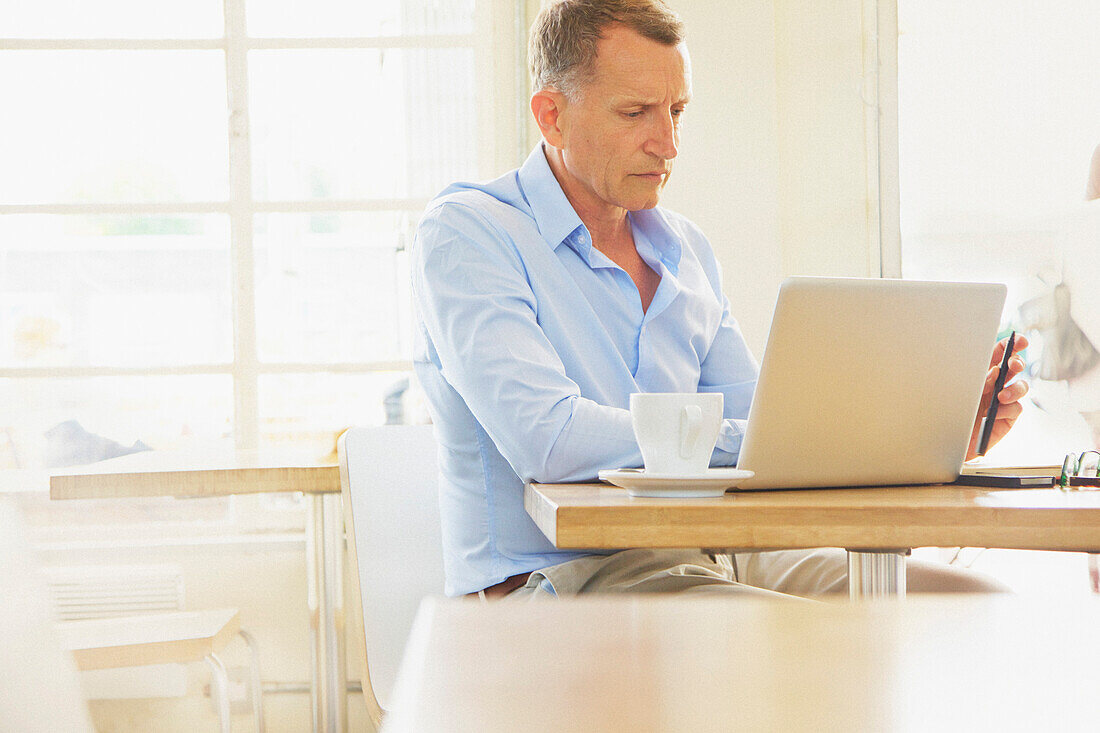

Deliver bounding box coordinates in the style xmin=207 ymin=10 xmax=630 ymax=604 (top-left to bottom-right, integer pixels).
xmin=48 ymin=446 xmax=339 ymax=498
xmin=383 ymin=595 xmax=1100 ymax=732
xmin=50 ymin=447 xmax=347 ymax=733
xmin=525 ymin=482 xmax=1100 ymax=598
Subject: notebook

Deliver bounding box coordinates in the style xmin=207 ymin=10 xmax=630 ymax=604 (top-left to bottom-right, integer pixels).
xmin=734 ymin=276 xmax=1006 ymax=490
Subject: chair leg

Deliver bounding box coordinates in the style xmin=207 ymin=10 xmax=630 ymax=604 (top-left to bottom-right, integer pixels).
xmin=239 ymin=629 xmax=266 ymax=733
xmin=205 ymin=653 xmax=231 ymax=733
xmin=1089 ymin=553 xmax=1099 ymax=594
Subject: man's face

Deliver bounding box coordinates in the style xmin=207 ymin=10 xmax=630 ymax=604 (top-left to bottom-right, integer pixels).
xmin=554 ymin=24 xmax=692 ymax=214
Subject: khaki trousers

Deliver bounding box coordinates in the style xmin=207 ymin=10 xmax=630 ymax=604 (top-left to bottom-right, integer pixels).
xmin=505 ymin=548 xmax=1009 ymax=601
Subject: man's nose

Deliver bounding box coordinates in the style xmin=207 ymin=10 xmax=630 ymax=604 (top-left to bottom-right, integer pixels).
xmin=644 ymin=112 xmax=679 ymax=160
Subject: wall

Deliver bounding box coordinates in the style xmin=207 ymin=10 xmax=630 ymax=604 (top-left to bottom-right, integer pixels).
xmin=774 ymin=0 xmax=882 ymax=281
xmin=660 ymin=0 xmax=783 ymax=356
xmin=663 ymin=0 xmax=878 ymax=355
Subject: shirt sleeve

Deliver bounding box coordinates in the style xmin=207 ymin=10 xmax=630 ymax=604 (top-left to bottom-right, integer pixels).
xmin=698 ymin=294 xmax=758 ymax=464
xmin=413 ymin=204 xmax=644 ymax=483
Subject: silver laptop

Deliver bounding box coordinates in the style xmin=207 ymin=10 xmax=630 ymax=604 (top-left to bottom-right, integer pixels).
xmin=735 ymin=277 xmax=1006 ymax=490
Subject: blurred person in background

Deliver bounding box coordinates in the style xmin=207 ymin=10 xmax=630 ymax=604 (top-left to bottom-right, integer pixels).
xmin=1020 ymin=144 xmax=1100 ymax=448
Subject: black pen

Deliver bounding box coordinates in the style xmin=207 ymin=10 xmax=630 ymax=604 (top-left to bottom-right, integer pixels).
xmin=976 ymin=331 xmax=1015 ymax=456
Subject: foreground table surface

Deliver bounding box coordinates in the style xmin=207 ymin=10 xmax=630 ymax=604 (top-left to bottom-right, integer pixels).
xmin=49 ymin=445 xmax=339 ymax=499
xmin=384 ymin=595 xmax=1100 ymax=733
xmin=526 ymin=482 xmax=1100 ymax=552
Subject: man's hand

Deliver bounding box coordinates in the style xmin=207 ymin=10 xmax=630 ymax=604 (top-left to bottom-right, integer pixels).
xmin=965 ymin=333 xmax=1030 ymax=461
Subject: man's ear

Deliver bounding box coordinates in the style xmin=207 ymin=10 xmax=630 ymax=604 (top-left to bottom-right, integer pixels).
xmin=530 ymin=90 xmax=566 ymax=148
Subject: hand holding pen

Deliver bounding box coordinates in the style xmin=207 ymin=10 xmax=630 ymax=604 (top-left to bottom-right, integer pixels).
xmin=967 ymin=331 xmax=1029 ymax=460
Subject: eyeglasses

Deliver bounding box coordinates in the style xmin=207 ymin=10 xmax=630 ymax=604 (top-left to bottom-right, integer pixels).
xmin=1060 ymin=450 xmax=1100 ymax=489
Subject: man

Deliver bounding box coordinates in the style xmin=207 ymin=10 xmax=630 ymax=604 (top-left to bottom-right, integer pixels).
xmin=412 ymin=0 xmax=1028 ymax=600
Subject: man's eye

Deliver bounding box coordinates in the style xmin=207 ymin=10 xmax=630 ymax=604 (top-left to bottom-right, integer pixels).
xmin=624 ymin=111 xmax=644 ymax=118
xmin=671 ymin=108 xmax=685 ymax=118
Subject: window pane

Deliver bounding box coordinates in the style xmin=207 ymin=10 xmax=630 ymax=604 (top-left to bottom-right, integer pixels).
xmin=898 ymin=0 xmax=1100 ymax=458
xmin=259 ymin=372 xmax=415 ymax=455
xmin=4 ymin=0 xmax=223 ymax=39
xmin=249 ymin=48 xmax=477 ymax=200
xmin=0 ymin=51 xmax=229 ymax=204
xmin=0 ymin=215 xmax=232 ymax=368
xmin=0 ymin=375 xmax=233 ymax=471
xmin=899 ymin=2 xmax=1100 ymax=230
xmin=246 ymin=0 xmax=475 ymax=38
xmin=254 ymin=213 xmax=412 ymax=363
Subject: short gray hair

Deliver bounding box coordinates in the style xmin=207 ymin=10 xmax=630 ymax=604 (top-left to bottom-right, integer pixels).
xmin=529 ymin=0 xmax=684 ymax=99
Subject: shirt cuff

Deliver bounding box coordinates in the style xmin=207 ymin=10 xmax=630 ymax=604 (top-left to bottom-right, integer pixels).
xmin=712 ymin=419 xmax=746 ymax=467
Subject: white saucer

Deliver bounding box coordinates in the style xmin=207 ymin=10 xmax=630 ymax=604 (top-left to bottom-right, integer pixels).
xmin=597 ymin=468 xmax=755 ymax=498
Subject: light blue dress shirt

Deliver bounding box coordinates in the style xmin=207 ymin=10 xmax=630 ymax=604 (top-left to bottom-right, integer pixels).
xmin=412 ymin=145 xmax=759 ymax=595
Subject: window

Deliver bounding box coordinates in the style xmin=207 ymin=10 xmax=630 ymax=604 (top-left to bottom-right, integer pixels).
xmin=893 ymin=0 xmax=1100 ymax=461
xmin=0 ymin=0 xmax=526 ymax=478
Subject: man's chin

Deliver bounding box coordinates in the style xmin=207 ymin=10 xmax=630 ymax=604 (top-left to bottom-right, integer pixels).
xmin=626 ymin=194 xmax=661 ymax=211
xmin=620 ymin=187 xmax=664 ymax=211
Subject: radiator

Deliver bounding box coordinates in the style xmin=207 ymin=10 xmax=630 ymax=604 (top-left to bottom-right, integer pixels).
xmin=44 ymin=564 xmax=184 ymax=621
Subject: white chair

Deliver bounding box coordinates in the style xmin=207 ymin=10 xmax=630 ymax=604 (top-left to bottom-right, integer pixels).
xmin=56 ymin=609 xmax=264 ymax=733
xmin=338 ymin=424 xmax=445 ymax=729
xmin=1 ymin=500 xmax=265 ymax=732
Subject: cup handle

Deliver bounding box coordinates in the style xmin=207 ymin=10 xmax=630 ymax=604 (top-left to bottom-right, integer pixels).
xmin=679 ymin=405 xmax=702 ymax=458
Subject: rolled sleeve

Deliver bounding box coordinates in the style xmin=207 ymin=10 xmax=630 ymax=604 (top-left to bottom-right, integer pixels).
xmin=698 ymin=294 xmax=759 ymax=464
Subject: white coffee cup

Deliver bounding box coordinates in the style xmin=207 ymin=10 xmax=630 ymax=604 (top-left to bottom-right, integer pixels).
xmin=630 ymin=392 xmax=724 ymax=476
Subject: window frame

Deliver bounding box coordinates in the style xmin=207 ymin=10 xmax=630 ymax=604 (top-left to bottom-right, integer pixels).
xmin=0 ymin=0 xmax=529 ymax=451
xmin=869 ymin=0 xmax=901 ymax=279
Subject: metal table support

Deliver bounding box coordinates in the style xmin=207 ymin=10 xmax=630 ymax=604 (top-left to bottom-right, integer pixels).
xmin=307 ymin=492 xmax=347 ymax=732
xmin=847 ymin=550 xmax=907 ymax=599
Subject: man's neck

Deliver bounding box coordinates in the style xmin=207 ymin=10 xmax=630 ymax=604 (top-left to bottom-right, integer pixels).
xmin=543 ymin=145 xmax=632 ymax=249
xmin=542 ymin=144 xmax=661 ymax=313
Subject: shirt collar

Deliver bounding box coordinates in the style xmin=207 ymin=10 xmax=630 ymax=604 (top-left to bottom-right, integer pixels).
xmin=517 ymin=143 xmax=683 ymax=273
xmin=517 ymin=143 xmax=586 ymax=251
xmin=630 ymin=208 xmax=682 ymax=276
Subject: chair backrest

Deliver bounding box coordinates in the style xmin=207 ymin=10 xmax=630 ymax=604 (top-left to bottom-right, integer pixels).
xmin=338 ymin=424 xmax=444 ymax=718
